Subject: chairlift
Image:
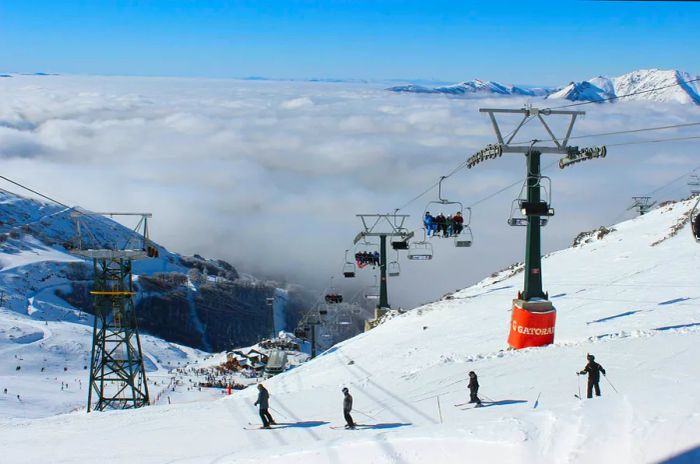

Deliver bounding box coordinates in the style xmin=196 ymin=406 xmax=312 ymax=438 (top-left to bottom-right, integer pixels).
xmin=365 ymin=275 xmax=380 ymax=300
xmin=388 ymin=250 xmax=400 ymax=277
xmin=324 ymin=277 xmax=343 ymax=304
xmin=354 ymin=240 xmax=380 ymax=270
xmin=423 ymin=177 xmax=473 ymax=248
xmin=454 ymin=208 xmax=473 ymax=248
xmin=691 ymin=196 xmax=700 ymax=243
xmin=507 ymin=175 xmax=553 ymax=227
xmin=337 ymin=309 xmax=353 ymax=326
xmin=407 ymin=229 xmax=433 ymax=260
xmin=342 ymin=249 xmax=356 ymax=278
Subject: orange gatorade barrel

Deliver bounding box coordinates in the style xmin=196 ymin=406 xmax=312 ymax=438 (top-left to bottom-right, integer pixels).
xmin=507 ymin=299 xmax=556 ymax=349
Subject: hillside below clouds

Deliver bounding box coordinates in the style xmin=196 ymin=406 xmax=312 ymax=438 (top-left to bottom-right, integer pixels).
xmin=0 ymin=190 xmax=310 ymax=352
xmin=389 ymin=68 xmax=700 ymax=105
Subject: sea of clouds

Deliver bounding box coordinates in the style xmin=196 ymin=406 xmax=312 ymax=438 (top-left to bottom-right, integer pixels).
xmin=0 ymin=74 xmax=699 ymax=308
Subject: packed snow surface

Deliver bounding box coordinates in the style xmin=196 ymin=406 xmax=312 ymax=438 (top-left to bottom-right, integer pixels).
xmin=2 ymin=199 xmax=700 ymax=463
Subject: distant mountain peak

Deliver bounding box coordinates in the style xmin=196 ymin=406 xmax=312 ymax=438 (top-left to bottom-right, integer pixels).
xmin=387 ymin=78 xmax=550 ymax=97
xmin=387 ymin=68 xmax=700 ymax=105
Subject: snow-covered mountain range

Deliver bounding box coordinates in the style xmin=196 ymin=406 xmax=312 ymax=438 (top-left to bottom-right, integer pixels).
xmin=3 ymin=192 xmax=700 ymax=462
xmin=388 ymin=79 xmax=550 ymax=97
xmin=388 ymin=68 xmax=700 ymax=105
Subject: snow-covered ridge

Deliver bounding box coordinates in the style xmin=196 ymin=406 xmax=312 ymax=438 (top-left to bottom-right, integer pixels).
xmin=388 ymin=79 xmax=550 ymax=97
xmin=388 ymin=68 xmax=700 ymax=105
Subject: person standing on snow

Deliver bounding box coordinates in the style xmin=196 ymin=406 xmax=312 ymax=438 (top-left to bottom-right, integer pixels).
xmin=254 ymin=384 xmax=276 ymax=428
xmin=578 ymin=354 xmax=606 ymax=398
xmin=342 ymin=387 xmax=356 ymax=429
xmin=468 ymin=371 xmax=482 ymax=406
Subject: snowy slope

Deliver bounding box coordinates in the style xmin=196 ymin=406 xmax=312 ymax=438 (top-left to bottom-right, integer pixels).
xmin=546 ymin=81 xmax=610 ymax=103
xmin=547 ymin=69 xmax=700 ymax=105
xmin=2 ymin=198 xmax=700 ymax=463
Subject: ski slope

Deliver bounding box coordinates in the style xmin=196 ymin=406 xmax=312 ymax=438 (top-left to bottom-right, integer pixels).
xmin=2 ymin=198 xmax=700 ymax=463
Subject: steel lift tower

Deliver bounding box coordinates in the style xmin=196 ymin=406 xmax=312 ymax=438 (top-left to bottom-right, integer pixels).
xmin=467 ymin=106 xmax=606 ymax=349
xmin=628 ymin=196 xmax=656 ymax=216
xmin=354 ymin=214 xmax=413 ymax=324
xmin=71 ymin=211 xmax=157 ymax=411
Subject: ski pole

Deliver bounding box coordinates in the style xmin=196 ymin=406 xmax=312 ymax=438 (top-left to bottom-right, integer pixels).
xmin=576 ymin=374 xmax=581 ymax=400
xmin=353 ymin=409 xmax=377 ymax=421
xmin=603 ymin=374 xmax=619 ymax=393
xmin=269 ymin=406 xmax=289 ymax=420
xmin=436 ymin=395 xmax=443 ymax=424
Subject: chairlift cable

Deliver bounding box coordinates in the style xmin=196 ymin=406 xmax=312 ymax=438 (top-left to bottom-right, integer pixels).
xmin=603 ymin=135 xmax=700 ymax=147
xmin=0 ymin=174 xmax=70 ymax=208
xmin=393 ymin=118 xmax=534 ymax=214
xmin=509 ymin=121 xmax=700 ymax=146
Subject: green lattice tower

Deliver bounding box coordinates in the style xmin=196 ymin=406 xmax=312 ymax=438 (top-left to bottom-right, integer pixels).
xmin=87 ymin=257 xmax=150 ymax=412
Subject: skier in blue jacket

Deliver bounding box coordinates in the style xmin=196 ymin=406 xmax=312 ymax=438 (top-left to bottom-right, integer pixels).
xmin=424 ymin=212 xmax=436 ymax=236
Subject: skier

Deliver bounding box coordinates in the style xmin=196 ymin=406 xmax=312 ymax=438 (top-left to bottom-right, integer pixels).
xmin=468 ymin=371 xmax=482 ymax=406
xmin=453 ymin=211 xmax=464 ymax=235
xmin=435 ymin=213 xmax=446 ymax=237
xmin=578 ymin=354 xmax=606 ymax=398
xmin=342 ymin=387 xmax=356 ymax=429
xmin=694 ymin=213 xmax=700 ymax=240
xmin=424 ymin=212 xmax=436 ymax=236
xmin=254 ymin=384 xmax=276 ymax=428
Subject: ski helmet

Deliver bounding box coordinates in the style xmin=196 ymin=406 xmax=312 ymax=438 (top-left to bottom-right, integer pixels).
xmin=342 ymin=387 xmax=349 ymax=393
xmin=587 ymin=354 xmax=594 ymax=361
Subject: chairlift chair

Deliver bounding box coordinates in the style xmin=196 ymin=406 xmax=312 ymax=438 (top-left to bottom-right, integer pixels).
xmin=423 ymin=177 xmax=473 ymax=248
xmin=365 ymin=287 xmax=380 ymax=300
xmin=388 ymin=250 xmax=401 ymax=276
xmin=507 ymin=176 xmax=553 ymax=227
xmin=454 ymin=207 xmax=473 ymax=248
xmin=354 ymin=240 xmax=380 ymax=269
xmin=388 ymin=261 xmax=400 ymax=277
xmin=324 ymin=277 xmax=343 ymax=304
xmin=336 ymin=310 xmax=353 ymax=326
xmin=342 ymin=249 xmax=356 ymax=278
xmin=365 ymin=275 xmax=380 ymax=300
xmin=407 ymin=229 xmax=433 ymax=260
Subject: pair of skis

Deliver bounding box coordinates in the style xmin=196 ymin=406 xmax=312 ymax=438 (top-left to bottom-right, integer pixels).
xmin=454 ymin=402 xmax=483 ymax=409
xmin=243 ymin=423 xmax=370 ymax=430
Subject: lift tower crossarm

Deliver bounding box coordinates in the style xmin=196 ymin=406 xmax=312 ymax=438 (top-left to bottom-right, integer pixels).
xmin=479 ymin=108 xmax=585 ymax=151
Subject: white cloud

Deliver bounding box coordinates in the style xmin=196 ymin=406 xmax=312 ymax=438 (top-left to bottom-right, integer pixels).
xmin=1 ymin=75 xmax=699 ymax=308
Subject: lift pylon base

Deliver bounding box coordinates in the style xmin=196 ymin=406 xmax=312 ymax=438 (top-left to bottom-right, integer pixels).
xmin=507 ymin=299 xmax=556 ymax=349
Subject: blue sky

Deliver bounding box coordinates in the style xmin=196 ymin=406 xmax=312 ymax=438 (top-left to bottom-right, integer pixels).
xmin=1 ymin=0 xmax=699 ymax=84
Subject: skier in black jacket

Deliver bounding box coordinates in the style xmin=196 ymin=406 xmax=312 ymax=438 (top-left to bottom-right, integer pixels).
xmin=342 ymin=387 xmax=356 ymax=429
xmin=578 ymin=354 xmax=606 ymax=398
xmin=254 ymin=384 xmax=276 ymax=428
xmin=468 ymin=371 xmax=482 ymax=405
